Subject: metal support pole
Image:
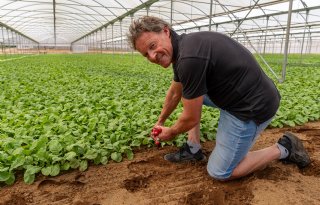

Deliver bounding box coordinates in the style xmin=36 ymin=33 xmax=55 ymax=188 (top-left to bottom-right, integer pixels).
xmin=112 ymin=24 xmax=114 ymax=56
xmin=89 ymin=35 xmax=91 ymax=53
xmin=85 ymin=36 xmax=87 ymax=53
xmin=170 ymin=0 xmax=173 ymax=25
xmin=105 ymin=26 xmax=108 ymax=52
xmin=92 ymin=33 xmax=95 ymax=53
xmin=272 ymin=35 xmax=275 ymax=54
xmin=22 ymin=37 xmax=25 ymax=54
xmin=209 ymin=0 xmax=213 ymax=31
xmin=146 ymin=6 xmax=150 ymax=16
xmin=20 ymin=35 xmax=24 ymax=54
xmin=263 ymin=16 xmax=269 ymax=54
xmin=95 ymin=31 xmax=98 ymax=53
xmin=257 ymin=36 xmax=261 ymax=53
xmin=120 ymin=20 xmax=123 ymax=54
xmin=1 ymin=26 xmax=6 ymax=56
xmin=300 ymin=10 xmax=309 ymax=62
xmin=100 ymin=29 xmax=102 ymax=53
xmin=308 ymin=35 xmax=312 ymax=54
xmin=280 ymin=29 xmax=285 ymax=54
xmin=53 ymin=0 xmax=57 ymax=48
xmin=12 ymin=31 xmax=16 ymax=55
xmin=6 ymin=28 xmax=11 ymax=55
xmin=130 ymin=14 xmax=134 ymax=62
xmin=86 ymin=36 xmax=88 ymax=53
xmin=87 ymin=36 xmax=89 ymax=53
xmin=17 ymin=33 xmax=22 ymax=55
xmin=37 ymin=42 xmax=40 ymax=54
xmin=281 ymin=0 xmax=294 ymax=83
xmin=288 ymin=34 xmax=292 ymax=54
xmin=236 ymin=21 xmax=240 ymax=41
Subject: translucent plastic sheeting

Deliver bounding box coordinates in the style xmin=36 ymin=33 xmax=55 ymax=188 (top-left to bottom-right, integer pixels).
xmin=0 ymin=0 xmax=319 ymax=48
xmin=0 ymin=0 xmax=146 ymax=45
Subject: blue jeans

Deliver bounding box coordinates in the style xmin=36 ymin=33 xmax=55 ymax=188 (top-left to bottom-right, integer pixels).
xmin=203 ymin=95 xmax=273 ymax=180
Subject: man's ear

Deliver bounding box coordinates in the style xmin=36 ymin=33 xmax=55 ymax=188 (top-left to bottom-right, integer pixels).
xmin=163 ymin=26 xmax=170 ymax=37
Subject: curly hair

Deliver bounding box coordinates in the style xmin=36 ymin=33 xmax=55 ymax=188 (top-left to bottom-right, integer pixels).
xmin=127 ymin=16 xmax=171 ymax=50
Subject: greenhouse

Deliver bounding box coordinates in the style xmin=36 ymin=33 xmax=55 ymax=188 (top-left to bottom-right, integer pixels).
xmin=0 ymin=0 xmax=319 ymax=204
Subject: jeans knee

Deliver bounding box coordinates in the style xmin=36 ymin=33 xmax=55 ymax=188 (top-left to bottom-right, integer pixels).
xmin=206 ymin=163 xmax=231 ymax=181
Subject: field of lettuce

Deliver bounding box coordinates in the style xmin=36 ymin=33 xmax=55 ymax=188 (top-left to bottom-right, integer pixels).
xmin=0 ymin=54 xmax=319 ymax=185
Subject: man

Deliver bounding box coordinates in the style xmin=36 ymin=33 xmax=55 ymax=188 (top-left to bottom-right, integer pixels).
xmin=127 ymin=16 xmax=311 ymax=180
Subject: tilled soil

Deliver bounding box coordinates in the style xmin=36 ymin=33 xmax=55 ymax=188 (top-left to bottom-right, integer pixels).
xmin=1 ymin=121 xmax=319 ymax=205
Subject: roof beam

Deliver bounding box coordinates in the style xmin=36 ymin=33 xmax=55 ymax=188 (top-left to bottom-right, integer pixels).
xmin=175 ymin=5 xmax=320 ymax=32
xmin=0 ymin=21 xmax=38 ymax=43
xmin=71 ymin=0 xmax=159 ymax=44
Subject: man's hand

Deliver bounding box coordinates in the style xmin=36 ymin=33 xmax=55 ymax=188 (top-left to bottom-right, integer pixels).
xmin=152 ymin=125 xmax=175 ymax=141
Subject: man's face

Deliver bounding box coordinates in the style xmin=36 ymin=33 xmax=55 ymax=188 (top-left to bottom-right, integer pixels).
xmin=135 ymin=27 xmax=173 ymax=68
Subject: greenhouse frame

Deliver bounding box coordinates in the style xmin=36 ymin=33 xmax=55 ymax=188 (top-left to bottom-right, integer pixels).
xmin=0 ymin=0 xmax=319 ymax=82
xmin=0 ymin=1 xmax=320 ymax=200
xmin=1 ymin=0 xmax=319 ymax=53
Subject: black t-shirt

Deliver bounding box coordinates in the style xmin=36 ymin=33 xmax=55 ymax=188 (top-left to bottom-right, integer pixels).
xmin=171 ymin=30 xmax=281 ymax=124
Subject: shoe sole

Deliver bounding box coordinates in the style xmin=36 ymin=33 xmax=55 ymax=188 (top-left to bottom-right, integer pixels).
xmin=284 ymin=132 xmax=311 ymax=168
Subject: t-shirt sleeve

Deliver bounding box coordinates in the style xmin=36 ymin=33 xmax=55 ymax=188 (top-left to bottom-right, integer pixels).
xmin=173 ymin=64 xmax=180 ymax=82
xmin=176 ymin=58 xmax=208 ymax=99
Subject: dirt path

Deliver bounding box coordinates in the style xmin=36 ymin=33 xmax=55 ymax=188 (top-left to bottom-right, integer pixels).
xmin=1 ymin=121 xmax=319 ymax=205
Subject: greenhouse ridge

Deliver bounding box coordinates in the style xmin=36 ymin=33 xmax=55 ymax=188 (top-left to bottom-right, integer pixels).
xmin=0 ymin=0 xmax=319 ymax=54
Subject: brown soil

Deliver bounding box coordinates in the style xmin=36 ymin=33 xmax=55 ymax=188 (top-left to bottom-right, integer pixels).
xmin=1 ymin=121 xmax=319 ymax=205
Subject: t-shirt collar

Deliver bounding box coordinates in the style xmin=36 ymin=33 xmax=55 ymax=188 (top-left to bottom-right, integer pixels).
xmin=170 ymin=29 xmax=180 ymax=63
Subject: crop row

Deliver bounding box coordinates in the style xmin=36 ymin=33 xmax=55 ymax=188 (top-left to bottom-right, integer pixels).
xmin=0 ymin=54 xmax=319 ymax=184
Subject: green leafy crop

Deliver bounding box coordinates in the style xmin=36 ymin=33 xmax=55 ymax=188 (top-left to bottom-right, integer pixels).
xmin=0 ymin=53 xmax=319 ymax=185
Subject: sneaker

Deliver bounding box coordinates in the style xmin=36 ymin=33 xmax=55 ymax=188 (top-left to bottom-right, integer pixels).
xmin=164 ymin=143 xmax=206 ymax=163
xmin=278 ymin=132 xmax=311 ymax=168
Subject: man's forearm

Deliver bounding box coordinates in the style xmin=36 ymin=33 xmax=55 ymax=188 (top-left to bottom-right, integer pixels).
xmin=155 ymin=96 xmax=203 ymax=142
xmin=170 ymin=113 xmax=199 ymax=137
xmin=157 ymin=81 xmax=182 ymax=124
xmin=158 ymin=92 xmax=180 ymax=124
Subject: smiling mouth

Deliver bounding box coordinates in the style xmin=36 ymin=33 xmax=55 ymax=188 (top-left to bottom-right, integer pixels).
xmin=156 ymin=54 xmax=163 ymax=64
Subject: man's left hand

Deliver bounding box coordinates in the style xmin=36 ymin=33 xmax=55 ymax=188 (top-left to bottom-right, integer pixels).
xmin=154 ymin=126 xmax=175 ymax=141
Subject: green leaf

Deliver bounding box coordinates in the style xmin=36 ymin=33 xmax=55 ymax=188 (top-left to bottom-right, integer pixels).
xmin=51 ymin=164 xmax=60 ymax=176
xmin=0 ymin=171 xmax=11 ymax=182
xmin=5 ymin=173 xmax=15 ymax=185
xmin=287 ymin=120 xmax=295 ymax=127
xmin=25 ymin=165 xmax=41 ymax=175
xmin=12 ymin=147 xmax=24 ymax=155
xmin=30 ymin=136 xmax=48 ymax=152
xmin=36 ymin=148 xmax=50 ymax=162
xmin=142 ymin=138 xmax=151 ymax=145
xmin=84 ymin=149 xmax=98 ymax=160
xmin=125 ymin=150 xmax=134 ymax=160
xmin=61 ymin=162 xmax=70 ymax=171
xmin=69 ymin=159 xmax=80 ymax=169
xmin=111 ymin=152 xmax=122 ymax=162
xmin=24 ymin=171 xmax=35 ymax=184
xmin=23 ymin=165 xmax=41 ymax=184
xmin=88 ymin=117 xmax=98 ymax=131
xmin=130 ymin=139 xmax=141 ymax=147
xmin=100 ymin=156 xmax=108 ymax=165
xmin=98 ymin=124 xmax=106 ymax=134
xmin=48 ymin=140 xmax=62 ymax=155
xmin=65 ymin=151 xmax=77 ymax=161
xmin=10 ymin=156 xmax=25 ymax=171
xmin=79 ymin=160 xmax=88 ymax=172
xmin=41 ymin=166 xmax=52 ymax=176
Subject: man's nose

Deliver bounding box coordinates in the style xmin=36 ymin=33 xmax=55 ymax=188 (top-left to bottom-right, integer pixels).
xmin=147 ymin=51 xmax=157 ymax=62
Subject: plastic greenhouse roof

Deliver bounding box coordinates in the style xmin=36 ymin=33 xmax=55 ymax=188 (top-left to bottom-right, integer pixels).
xmin=0 ymin=0 xmax=319 ymax=46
